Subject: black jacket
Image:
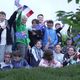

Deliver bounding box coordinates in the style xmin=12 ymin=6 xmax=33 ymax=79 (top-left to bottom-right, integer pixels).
xmin=0 ymin=11 xmax=18 ymax=45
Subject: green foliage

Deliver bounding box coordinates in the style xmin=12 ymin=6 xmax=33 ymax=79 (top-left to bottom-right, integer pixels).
xmin=68 ymin=0 xmax=80 ymax=4
xmin=0 ymin=65 xmax=80 ymax=80
xmin=56 ymin=6 xmax=80 ymax=36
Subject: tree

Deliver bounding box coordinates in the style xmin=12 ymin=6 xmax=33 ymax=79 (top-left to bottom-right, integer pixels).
xmin=56 ymin=0 xmax=80 ymax=47
xmin=68 ymin=0 xmax=80 ymax=4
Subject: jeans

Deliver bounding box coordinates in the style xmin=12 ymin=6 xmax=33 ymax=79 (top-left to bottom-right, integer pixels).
xmin=0 ymin=45 xmax=12 ymax=62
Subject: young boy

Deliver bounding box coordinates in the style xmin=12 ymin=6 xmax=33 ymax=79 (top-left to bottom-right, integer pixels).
xmin=0 ymin=52 xmax=13 ymax=70
xmin=11 ymin=50 xmax=30 ymax=69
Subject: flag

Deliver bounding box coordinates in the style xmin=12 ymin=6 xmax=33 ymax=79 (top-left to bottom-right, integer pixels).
xmin=22 ymin=5 xmax=34 ymax=17
xmin=16 ymin=32 xmax=27 ymax=39
xmin=14 ymin=0 xmax=21 ymax=7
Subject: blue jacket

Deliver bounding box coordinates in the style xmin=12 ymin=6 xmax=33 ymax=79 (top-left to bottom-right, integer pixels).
xmin=43 ymin=27 xmax=58 ymax=47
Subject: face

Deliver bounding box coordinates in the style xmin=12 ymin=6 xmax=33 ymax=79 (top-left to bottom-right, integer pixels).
xmin=67 ymin=40 xmax=72 ymax=46
xmin=37 ymin=15 xmax=44 ymax=23
xmin=13 ymin=56 xmax=21 ymax=61
xmin=55 ymin=45 xmax=62 ymax=53
xmin=35 ymin=41 xmax=42 ymax=49
xmin=0 ymin=14 xmax=6 ymax=22
xmin=21 ymin=16 xmax=27 ymax=24
xmin=4 ymin=54 xmax=11 ymax=63
xmin=32 ymin=21 xmax=37 ymax=27
xmin=47 ymin=23 xmax=53 ymax=28
xmin=55 ymin=24 xmax=61 ymax=29
xmin=68 ymin=47 xmax=75 ymax=56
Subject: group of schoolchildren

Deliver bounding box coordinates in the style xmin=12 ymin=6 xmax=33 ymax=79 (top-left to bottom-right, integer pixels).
xmin=0 ymin=7 xmax=80 ymax=70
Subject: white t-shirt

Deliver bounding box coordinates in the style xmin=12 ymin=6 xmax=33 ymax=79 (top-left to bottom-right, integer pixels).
xmin=53 ymin=52 xmax=64 ymax=63
xmin=0 ymin=21 xmax=6 ymax=45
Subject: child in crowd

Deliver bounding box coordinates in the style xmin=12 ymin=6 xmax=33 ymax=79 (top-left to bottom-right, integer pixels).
xmin=30 ymin=40 xmax=43 ymax=67
xmin=63 ymin=46 xmax=77 ymax=66
xmin=53 ymin=44 xmax=64 ymax=64
xmin=11 ymin=50 xmax=30 ymax=69
xmin=29 ymin=19 xmax=44 ymax=47
xmin=42 ymin=20 xmax=58 ymax=50
xmin=15 ymin=9 xmax=30 ymax=58
xmin=0 ymin=52 xmax=13 ymax=70
xmin=39 ymin=49 xmax=62 ymax=68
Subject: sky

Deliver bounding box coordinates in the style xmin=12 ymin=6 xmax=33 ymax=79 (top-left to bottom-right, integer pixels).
xmin=0 ymin=0 xmax=79 ymax=26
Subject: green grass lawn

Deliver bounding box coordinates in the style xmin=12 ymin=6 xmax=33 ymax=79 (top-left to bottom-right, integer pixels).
xmin=0 ymin=65 xmax=80 ymax=80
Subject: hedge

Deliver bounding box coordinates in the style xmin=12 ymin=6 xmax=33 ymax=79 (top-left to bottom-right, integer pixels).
xmin=0 ymin=65 xmax=80 ymax=80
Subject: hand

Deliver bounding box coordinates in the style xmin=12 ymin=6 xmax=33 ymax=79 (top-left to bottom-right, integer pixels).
xmin=16 ymin=7 xmax=23 ymax=13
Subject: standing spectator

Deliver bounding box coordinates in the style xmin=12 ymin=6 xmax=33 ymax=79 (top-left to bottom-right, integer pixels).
xmin=29 ymin=19 xmax=44 ymax=47
xmin=0 ymin=8 xmax=19 ymax=62
xmin=15 ymin=10 xmax=30 ymax=58
xmin=37 ymin=14 xmax=44 ymax=25
xmin=55 ymin=23 xmax=63 ymax=45
xmin=42 ymin=20 xmax=58 ymax=50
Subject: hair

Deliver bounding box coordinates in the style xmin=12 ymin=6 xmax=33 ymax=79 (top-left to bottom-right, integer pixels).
xmin=0 ymin=11 xmax=6 ymax=16
xmin=67 ymin=46 xmax=76 ymax=52
xmin=12 ymin=50 xmax=22 ymax=57
xmin=66 ymin=38 xmax=74 ymax=45
xmin=37 ymin=14 xmax=44 ymax=17
xmin=34 ymin=39 xmax=41 ymax=45
xmin=43 ymin=49 xmax=53 ymax=61
xmin=79 ymin=49 xmax=80 ymax=52
xmin=32 ymin=19 xmax=39 ymax=24
xmin=54 ymin=43 xmax=62 ymax=47
xmin=47 ymin=20 xmax=54 ymax=24
xmin=55 ymin=23 xmax=61 ymax=27
xmin=4 ymin=52 xmax=12 ymax=58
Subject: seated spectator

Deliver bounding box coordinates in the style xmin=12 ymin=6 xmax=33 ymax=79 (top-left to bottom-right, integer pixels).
xmin=53 ymin=44 xmax=64 ymax=64
xmin=62 ymin=38 xmax=74 ymax=54
xmin=0 ymin=52 xmax=13 ymax=70
xmin=39 ymin=49 xmax=62 ymax=68
xmin=11 ymin=50 xmax=30 ymax=69
xmin=76 ymin=49 xmax=80 ymax=63
xmin=30 ymin=40 xmax=43 ymax=67
xmin=63 ymin=46 xmax=77 ymax=66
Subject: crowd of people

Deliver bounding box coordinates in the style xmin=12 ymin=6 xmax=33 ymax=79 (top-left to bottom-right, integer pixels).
xmin=0 ymin=7 xmax=80 ymax=70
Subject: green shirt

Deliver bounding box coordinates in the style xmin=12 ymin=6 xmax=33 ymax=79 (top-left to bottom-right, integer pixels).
xmin=16 ymin=12 xmax=30 ymax=45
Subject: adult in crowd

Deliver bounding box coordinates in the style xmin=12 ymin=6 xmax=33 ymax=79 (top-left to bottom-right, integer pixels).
xmin=0 ymin=8 xmax=20 ymax=62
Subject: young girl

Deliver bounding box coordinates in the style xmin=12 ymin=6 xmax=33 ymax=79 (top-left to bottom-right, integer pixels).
xmin=53 ymin=44 xmax=64 ymax=64
xmin=63 ymin=46 xmax=77 ymax=66
xmin=39 ymin=49 xmax=62 ymax=68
